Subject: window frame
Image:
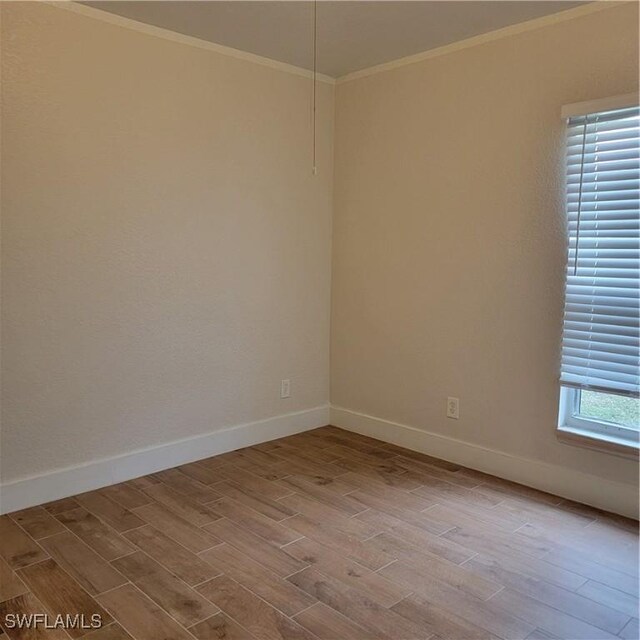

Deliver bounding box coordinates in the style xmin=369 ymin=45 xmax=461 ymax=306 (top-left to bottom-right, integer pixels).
xmin=558 ymin=386 xmax=639 ymax=446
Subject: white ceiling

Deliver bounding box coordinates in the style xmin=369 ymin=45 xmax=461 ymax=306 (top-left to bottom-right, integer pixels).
xmin=84 ymin=1 xmax=586 ymax=78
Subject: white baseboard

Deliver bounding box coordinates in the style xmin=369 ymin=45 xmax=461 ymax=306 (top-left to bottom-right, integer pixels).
xmin=0 ymin=405 xmax=329 ymax=514
xmin=330 ymin=405 xmax=639 ymax=520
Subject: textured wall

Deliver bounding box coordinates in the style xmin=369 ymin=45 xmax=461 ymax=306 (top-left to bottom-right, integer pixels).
xmin=2 ymin=1 xmax=638 ymax=493
xmin=332 ymin=3 xmax=639 ymax=485
xmin=1 ymin=3 xmax=333 ymax=483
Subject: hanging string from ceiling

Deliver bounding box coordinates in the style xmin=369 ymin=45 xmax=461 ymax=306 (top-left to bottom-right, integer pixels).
xmin=312 ymin=0 xmax=318 ymax=176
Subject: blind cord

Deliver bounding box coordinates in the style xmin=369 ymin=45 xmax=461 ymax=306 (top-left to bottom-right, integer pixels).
xmin=312 ymin=0 xmax=317 ymax=176
xmin=573 ymin=115 xmax=590 ymax=276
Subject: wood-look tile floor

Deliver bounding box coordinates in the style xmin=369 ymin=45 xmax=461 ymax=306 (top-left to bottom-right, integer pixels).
xmin=1 ymin=426 xmax=638 ymax=640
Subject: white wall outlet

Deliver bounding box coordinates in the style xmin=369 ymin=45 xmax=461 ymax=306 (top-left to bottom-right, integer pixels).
xmin=447 ymin=396 xmax=459 ymax=419
xmin=280 ymin=379 xmax=291 ymax=399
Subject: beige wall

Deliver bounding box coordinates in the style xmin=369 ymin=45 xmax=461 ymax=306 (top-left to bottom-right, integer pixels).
xmin=331 ymin=3 xmax=639 ymax=486
xmin=1 ymin=3 xmax=333 ymax=483
xmin=2 ymin=1 xmax=638 ymax=499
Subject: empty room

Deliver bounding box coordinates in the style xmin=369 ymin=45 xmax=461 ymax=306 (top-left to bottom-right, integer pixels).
xmin=1 ymin=1 xmax=638 ymax=639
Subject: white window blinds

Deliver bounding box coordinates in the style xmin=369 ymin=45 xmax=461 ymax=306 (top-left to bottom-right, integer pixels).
xmin=560 ymin=105 xmax=640 ymax=397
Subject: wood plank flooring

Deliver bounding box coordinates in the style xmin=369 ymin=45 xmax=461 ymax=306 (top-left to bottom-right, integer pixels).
xmin=1 ymin=426 xmax=638 ymax=640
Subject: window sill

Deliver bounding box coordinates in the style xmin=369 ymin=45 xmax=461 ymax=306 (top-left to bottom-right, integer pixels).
xmin=557 ymin=426 xmax=639 ymax=460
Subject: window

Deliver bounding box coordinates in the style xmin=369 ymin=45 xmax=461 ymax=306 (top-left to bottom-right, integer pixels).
xmin=559 ymin=388 xmax=639 ymax=446
xmin=558 ymin=96 xmax=640 ymax=450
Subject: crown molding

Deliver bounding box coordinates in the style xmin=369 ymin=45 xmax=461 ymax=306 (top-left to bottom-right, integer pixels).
xmin=43 ymin=3 xmax=634 ymax=92
xmin=50 ymin=1 xmax=335 ymax=85
xmin=337 ymin=2 xmax=632 ymax=85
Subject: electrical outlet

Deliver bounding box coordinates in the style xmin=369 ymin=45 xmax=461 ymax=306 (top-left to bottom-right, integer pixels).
xmin=447 ymin=397 xmax=459 ymax=419
xmin=280 ymin=379 xmax=291 ymax=399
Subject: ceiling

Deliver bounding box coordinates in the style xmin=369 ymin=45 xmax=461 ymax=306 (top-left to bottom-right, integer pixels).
xmin=84 ymin=1 xmax=586 ymax=78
